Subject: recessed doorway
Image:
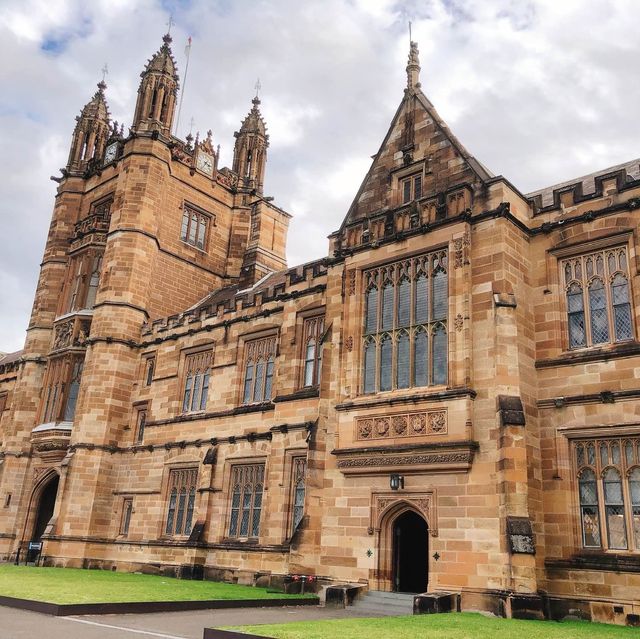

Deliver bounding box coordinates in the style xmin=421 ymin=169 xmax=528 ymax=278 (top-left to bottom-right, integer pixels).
xmin=392 ymin=509 xmax=428 ymax=593
xmin=32 ymin=474 xmax=59 ymax=543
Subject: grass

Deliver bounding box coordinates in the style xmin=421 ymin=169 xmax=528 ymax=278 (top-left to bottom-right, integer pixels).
xmin=0 ymin=565 xmax=314 ymax=604
xmin=230 ymin=612 xmax=637 ymax=639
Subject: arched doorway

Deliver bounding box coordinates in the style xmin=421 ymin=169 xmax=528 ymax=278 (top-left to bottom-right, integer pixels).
xmin=392 ymin=509 xmax=428 ymax=593
xmin=32 ymin=474 xmax=59 ymax=543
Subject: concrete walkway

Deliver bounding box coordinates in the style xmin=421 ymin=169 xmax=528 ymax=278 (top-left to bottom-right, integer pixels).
xmin=0 ymin=603 xmax=390 ymax=638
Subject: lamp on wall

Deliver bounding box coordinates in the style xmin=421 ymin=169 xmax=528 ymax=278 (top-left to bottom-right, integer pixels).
xmin=389 ymin=474 xmax=404 ymax=491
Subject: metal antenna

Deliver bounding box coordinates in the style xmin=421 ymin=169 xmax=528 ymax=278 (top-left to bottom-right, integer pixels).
xmin=409 ymin=20 xmax=412 ymax=43
xmin=101 ymin=63 xmax=109 ymax=83
xmin=254 ymin=78 xmax=262 ymax=99
xmin=166 ymin=15 xmax=174 ymax=35
xmin=174 ymin=36 xmax=193 ymax=137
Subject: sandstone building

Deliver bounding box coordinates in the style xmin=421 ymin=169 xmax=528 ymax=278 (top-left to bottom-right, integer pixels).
xmin=1 ymin=33 xmax=639 ymax=624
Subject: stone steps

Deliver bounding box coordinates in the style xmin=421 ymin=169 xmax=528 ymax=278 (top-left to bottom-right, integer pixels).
xmin=349 ymin=590 xmax=415 ymax=616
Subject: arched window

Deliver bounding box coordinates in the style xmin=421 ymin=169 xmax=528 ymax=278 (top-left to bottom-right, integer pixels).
xmin=578 ymin=469 xmax=601 ymax=548
xmin=228 ymin=464 xmax=265 ymax=539
xmin=562 ymin=248 xmax=633 ymax=348
xmin=396 ymin=331 xmax=410 ymax=389
xmin=379 ymin=334 xmax=392 ymax=392
xmin=381 ymin=282 xmax=394 ymax=330
xmin=567 ymin=282 xmax=586 ymax=348
xmin=304 ymin=339 xmax=316 ymax=387
xmin=365 ymin=286 xmax=378 ymax=334
xmin=182 ymin=374 xmax=193 ymax=413
xmin=588 ymin=278 xmax=610 ymax=344
xmin=229 ymin=484 xmax=241 ymax=538
xmin=175 ymin=488 xmax=187 ymax=535
xmin=629 ymin=468 xmax=640 ymax=548
xmin=165 ymin=489 xmax=177 ymax=535
xmin=165 ymin=468 xmax=198 ymax=537
xmin=415 ymin=275 xmax=428 ymax=324
xmin=182 ymin=351 xmax=213 ymax=413
xmin=432 ymin=324 xmax=448 ymax=386
xmin=432 ymin=269 xmax=447 ymax=321
xmin=603 ymin=468 xmax=627 ymax=549
xmin=612 ymin=274 xmax=633 ymax=342
xmin=397 ymin=278 xmax=411 ymax=327
xmin=363 ymin=338 xmax=376 ymax=393
xmin=85 ymin=256 xmax=102 ymax=310
xmin=242 ymin=337 xmax=276 ymax=404
xmin=413 ymin=328 xmax=428 ymax=388
xmin=291 ymin=457 xmax=307 ymax=533
xmin=184 ymin=488 xmax=196 ymax=536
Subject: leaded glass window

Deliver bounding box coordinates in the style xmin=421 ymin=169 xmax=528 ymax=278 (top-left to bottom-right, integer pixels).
xmin=227 ymin=464 xmax=265 ymax=539
xmin=182 ymin=350 xmax=212 ymax=413
xmin=242 ymin=336 xmax=277 ymax=404
xmin=301 ymin=316 xmax=324 ymax=388
xmin=362 ymin=250 xmax=448 ymax=393
xmin=574 ymin=437 xmax=640 ymax=551
xmin=291 ymin=457 xmax=307 ymax=533
xmin=40 ymin=355 xmax=85 ymax=424
xmin=165 ymin=468 xmax=197 ymax=537
xmin=562 ymin=247 xmax=634 ymax=349
xmin=180 ymin=205 xmax=210 ymax=250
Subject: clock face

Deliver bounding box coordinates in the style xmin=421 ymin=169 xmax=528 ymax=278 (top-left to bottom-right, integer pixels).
xmin=196 ymin=151 xmax=214 ymax=176
xmin=104 ymin=142 xmax=118 ymax=165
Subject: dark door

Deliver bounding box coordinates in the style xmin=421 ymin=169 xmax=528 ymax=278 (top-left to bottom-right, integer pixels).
xmin=393 ymin=510 xmax=428 ymax=593
xmin=33 ymin=475 xmax=59 ymax=542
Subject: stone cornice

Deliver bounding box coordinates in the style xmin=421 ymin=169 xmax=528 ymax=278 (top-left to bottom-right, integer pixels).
xmin=335 ymin=387 xmax=476 ymax=412
xmin=536 ymin=341 xmax=640 ymax=369
xmin=537 ymin=388 xmax=640 ymax=409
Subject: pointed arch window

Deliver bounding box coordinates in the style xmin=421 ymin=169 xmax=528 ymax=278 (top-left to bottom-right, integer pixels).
xmin=40 ymin=354 xmax=85 ymax=424
xmin=242 ymin=336 xmax=277 ymax=404
xmin=290 ymin=457 xmax=307 ymax=534
xmin=562 ymin=247 xmax=634 ymax=349
xmin=362 ymin=250 xmax=448 ymax=393
xmin=301 ymin=316 xmax=324 ymax=388
xmin=164 ymin=468 xmax=198 ymax=537
xmin=227 ymin=463 xmax=265 ymax=539
xmin=574 ymin=436 xmax=640 ymax=551
xmin=181 ymin=350 xmax=213 ymax=413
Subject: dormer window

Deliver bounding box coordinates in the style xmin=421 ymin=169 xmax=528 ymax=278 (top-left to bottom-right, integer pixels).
xmin=402 ymin=173 xmax=422 ymax=204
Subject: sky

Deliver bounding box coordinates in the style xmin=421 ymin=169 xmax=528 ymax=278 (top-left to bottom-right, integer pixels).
xmin=1 ymin=0 xmax=639 ymax=352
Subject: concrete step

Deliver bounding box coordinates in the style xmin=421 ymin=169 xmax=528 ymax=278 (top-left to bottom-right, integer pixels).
xmin=350 ymin=590 xmax=415 ymax=617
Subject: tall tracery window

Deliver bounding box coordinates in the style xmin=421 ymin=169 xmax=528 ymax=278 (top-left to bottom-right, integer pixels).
xmin=363 ymin=250 xmax=448 ymax=393
xmin=180 ymin=204 xmax=210 ymax=250
xmin=242 ymin=336 xmax=276 ymax=404
xmin=40 ymin=355 xmax=85 ymax=423
xmin=228 ymin=463 xmax=265 ymax=539
xmin=574 ymin=437 xmax=640 ymax=551
xmin=64 ymin=250 xmax=104 ymax=314
xmin=562 ymin=247 xmax=633 ymax=349
xmin=182 ymin=350 xmax=212 ymax=413
xmin=291 ymin=457 xmax=307 ymax=534
xmin=165 ymin=468 xmax=197 ymax=537
xmin=301 ymin=316 xmax=324 ymax=388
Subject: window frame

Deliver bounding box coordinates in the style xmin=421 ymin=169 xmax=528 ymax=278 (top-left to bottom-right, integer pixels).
xmin=361 ymin=249 xmax=448 ymax=395
xmin=241 ymin=335 xmax=277 ymax=405
xmin=120 ymin=497 xmax=133 ymax=536
xmin=573 ymin=436 xmax=640 ymax=552
xmin=558 ymin=241 xmax=635 ymax=351
xmin=39 ymin=354 xmax=85 ymax=424
xmin=143 ymin=355 xmax=155 ymax=387
xmin=226 ymin=462 xmax=266 ymax=540
xmin=164 ymin=467 xmax=198 ymax=538
xmin=135 ymin=407 xmax=147 ymax=444
xmin=180 ymin=203 xmax=212 ymax=251
xmin=300 ymin=316 xmax=325 ymax=389
xmin=400 ymin=173 xmax=423 ymax=204
xmin=181 ymin=349 xmax=213 ymax=414
xmin=289 ymin=456 xmax=307 ymax=535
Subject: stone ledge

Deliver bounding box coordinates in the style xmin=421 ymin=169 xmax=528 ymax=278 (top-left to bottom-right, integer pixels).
xmin=546 ymin=553 xmax=640 ymax=574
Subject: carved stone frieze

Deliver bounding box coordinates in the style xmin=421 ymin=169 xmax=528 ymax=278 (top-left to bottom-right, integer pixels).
xmin=53 ymin=320 xmax=73 ymax=350
xmin=454 ymin=313 xmax=464 ymax=332
xmin=356 ymin=410 xmax=447 ymax=441
xmin=338 ymin=451 xmax=473 ymax=468
xmin=348 ymin=269 xmax=356 ymax=295
xmin=453 ymin=230 xmax=471 ymax=268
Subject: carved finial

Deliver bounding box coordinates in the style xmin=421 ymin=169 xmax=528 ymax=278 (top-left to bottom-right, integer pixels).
xmin=166 ymin=15 xmax=174 ymax=36
xmin=254 ymin=77 xmax=261 ymax=99
xmin=407 ymin=40 xmax=421 ymax=90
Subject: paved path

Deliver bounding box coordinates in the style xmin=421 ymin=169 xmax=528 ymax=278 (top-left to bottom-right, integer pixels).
xmin=0 ymin=603 xmax=387 ymax=638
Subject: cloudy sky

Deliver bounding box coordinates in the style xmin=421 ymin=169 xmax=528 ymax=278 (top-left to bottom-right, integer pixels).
xmin=1 ymin=0 xmax=639 ymax=352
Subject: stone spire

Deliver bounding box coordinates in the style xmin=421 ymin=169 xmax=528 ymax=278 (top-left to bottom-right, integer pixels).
xmin=132 ymin=33 xmax=179 ymax=135
xmin=66 ymin=80 xmax=111 ymax=174
xmin=407 ymin=40 xmax=421 ymax=91
xmin=233 ymin=92 xmax=269 ymax=192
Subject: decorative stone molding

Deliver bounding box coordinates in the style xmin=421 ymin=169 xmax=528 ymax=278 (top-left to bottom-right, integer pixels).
xmin=347 ymin=269 xmax=356 ymax=295
xmin=51 ymin=314 xmax=92 ymax=353
xmin=369 ymin=490 xmax=438 ymax=537
xmin=332 ymin=440 xmax=477 ymax=475
xmin=453 ymin=230 xmax=470 ymax=268
xmin=355 ymin=410 xmax=447 ymax=441
xmin=454 ymin=313 xmax=464 ymax=332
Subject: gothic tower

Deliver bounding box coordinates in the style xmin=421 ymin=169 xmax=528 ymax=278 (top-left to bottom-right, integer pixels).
xmin=66 ymin=81 xmax=110 ymax=175
xmin=132 ymin=33 xmax=179 ymax=135
xmin=233 ymin=94 xmax=269 ymax=193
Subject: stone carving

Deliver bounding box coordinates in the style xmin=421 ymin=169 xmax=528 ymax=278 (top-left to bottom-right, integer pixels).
xmin=453 ymin=230 xmax=471 ymax=268
xmin=454 ymin=313 xmax=464 ymax=332
xmin=337 ymin=451 xmax=473 ymax=468
xmin=74 ymin=320 xmax=91 ymax=346
xmin=428 ymin=411 xmax=447 ymax=434
xmin=371 ymin=490 xmax=438 ymax=537
xmin=53 ymin=320 xmax=73 ymax=350
xmin=345 ymin=336 xmax=354 ymax=352
xmin=348 ymin=269 xmax=356 ymax=296
xmin=356 ymin=410 xmax=446 ymax=441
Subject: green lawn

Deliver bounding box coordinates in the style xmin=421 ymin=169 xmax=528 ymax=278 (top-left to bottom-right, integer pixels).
xmin=0 ymin=565 xmax=313 ymax=604
xmin=231 ymin=612 xmax=636 ymax=639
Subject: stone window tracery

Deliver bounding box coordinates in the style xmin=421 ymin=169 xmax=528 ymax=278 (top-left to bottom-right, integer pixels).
xmin=63 ymin=250 xmax=104 ymax=314
xmin=165 ymin=468 xmax=197 ymax=537
xmin=40 ymin=355 xmax=85 ymax=424
xmin=181 ymin=350 xmax=212 ymax=413
xmin=574 ymin=437 xmax=640 ymax=551
xmin=562 ymin=247 xmax=633 ymax=349
xmin=301 ymin=316 xmax=324 ymax=388
xmin=228 ymin=463 xmax=265 ymax=539
xmin=290 ymin=457 xmax=307 ymax=534
xmin=363 ymin=250 xmax=448 ymax=394
xmin=242 ymin=336 xmax=276 ymax=404
xmin=180 ymin=204 xmax=210 ymax=250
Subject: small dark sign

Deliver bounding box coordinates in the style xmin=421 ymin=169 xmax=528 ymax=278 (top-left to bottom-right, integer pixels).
xmin=506 ymin=517 xmax=535 ymax=555
xmin=28 ymin=541 xmax=43 ymax=551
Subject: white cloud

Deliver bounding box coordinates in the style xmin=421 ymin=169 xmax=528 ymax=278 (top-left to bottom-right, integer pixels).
xmin=1 ymin=0 xmax=639 ymax=351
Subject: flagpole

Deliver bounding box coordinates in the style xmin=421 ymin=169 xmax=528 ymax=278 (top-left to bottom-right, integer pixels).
xmin=174 ymin=36 xmax=192 ymax=137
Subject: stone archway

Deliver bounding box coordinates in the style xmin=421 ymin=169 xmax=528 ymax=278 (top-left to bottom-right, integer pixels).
xmin=372 ymin=493 xmax=435 ymax=592
xmin=32 ymin=474 xmax=59 ymax=543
